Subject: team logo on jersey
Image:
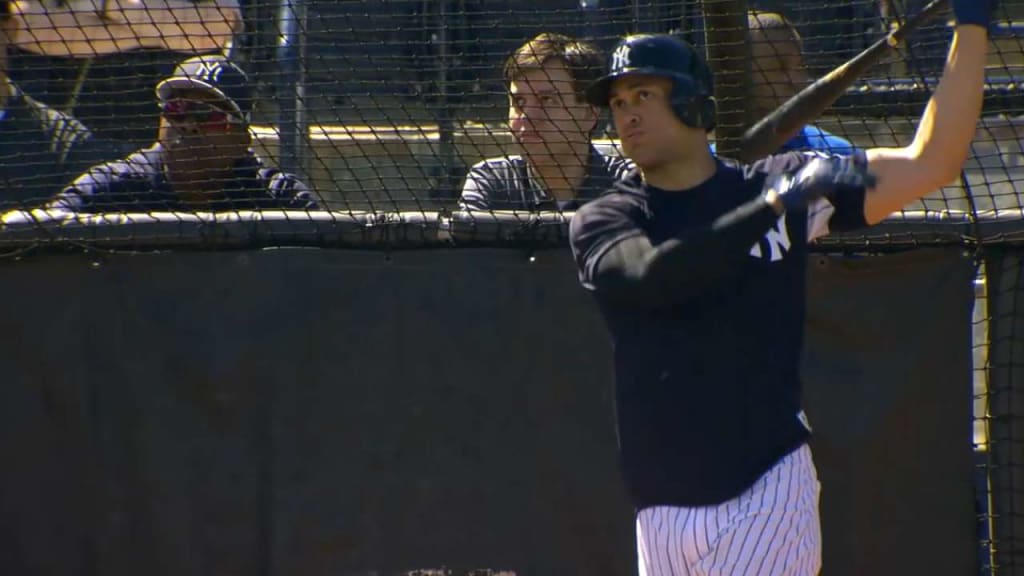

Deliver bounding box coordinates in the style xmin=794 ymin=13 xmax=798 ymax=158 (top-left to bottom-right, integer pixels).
xmin=749 ymin=215 xmax=791 ymax=262
xmin=611 ymin=44 xmax=632 ymax=71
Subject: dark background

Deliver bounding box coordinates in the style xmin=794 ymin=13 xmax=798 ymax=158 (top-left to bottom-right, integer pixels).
xmin=0 ymin=246 xmax=978 ymax=575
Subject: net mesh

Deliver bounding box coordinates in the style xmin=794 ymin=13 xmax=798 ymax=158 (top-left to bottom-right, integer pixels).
xmin=0 ymin=1 xmax=1021 ymax=219
xmin=2 ymin=0 xmax=1023 ymax=572
xmin=0 ymin=3 xmax=1003 ymax=207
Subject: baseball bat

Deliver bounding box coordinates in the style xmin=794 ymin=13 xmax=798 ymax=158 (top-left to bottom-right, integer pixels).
xmin=737 ymin=0 xmax=951 ymax=163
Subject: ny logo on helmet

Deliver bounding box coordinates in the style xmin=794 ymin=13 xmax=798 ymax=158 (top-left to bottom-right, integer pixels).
xmin=611 ymin=44 xmax=631 ymax=71
xmin=192 ymin=61 xmax=226 ymax=84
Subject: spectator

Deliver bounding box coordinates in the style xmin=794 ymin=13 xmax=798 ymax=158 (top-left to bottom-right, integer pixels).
xmin=746 ymin=10 xmax=856 ymax=155
xmin=11 ymin=0 xmax=240 ymax=57
xmin=50 ymin=55 xmax=317 ymax=212
xmin=0 ymin=0 xmax=123 ymax=208
xmin=877 ymin=0 xmax=951 ymax=78
xmin=459 ymin=32 xmax=632 ymax=212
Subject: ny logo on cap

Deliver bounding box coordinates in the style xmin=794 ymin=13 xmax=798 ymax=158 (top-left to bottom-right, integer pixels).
xmin=611 ymin=44 xmax=631 ymax=71
xmin=192 ymin=61 xmax=227 ymax=84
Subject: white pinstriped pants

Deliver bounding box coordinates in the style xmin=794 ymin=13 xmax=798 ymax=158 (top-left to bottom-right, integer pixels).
xmin=636 ymin=444 xmax=821 ymax=576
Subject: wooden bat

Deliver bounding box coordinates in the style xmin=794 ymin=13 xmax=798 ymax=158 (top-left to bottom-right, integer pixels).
xmin=737 ymin=0 xmax=951 ymax=163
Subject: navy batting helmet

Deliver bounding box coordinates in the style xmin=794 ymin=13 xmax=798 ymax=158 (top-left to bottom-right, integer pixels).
xmin=586 ymin=34 xmax=717 ymax=132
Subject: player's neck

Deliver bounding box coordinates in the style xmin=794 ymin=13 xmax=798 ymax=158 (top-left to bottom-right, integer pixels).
xmin=641 ymin=149 xmax=717 ymax=192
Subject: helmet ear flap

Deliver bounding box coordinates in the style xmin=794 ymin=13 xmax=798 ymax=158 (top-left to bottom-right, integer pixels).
xmin=669 ymin=77 xmax=717 ymax=132
xmin=701 ymin=97 xmax=717 ymax=132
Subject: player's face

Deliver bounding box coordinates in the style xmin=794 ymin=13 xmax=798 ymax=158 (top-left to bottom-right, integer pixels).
xmin=158 ymin=88 xmax=251 ymax=172
xmin=608 ymin=75 xmax=691 ymax=170
xmin=507 ymin=60 xmax=597 ymax=159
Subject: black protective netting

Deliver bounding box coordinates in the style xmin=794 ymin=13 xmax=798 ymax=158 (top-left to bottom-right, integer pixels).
xmin=1 ymin=1 xmax=1023 ymax=574
xmin=0 ymin=0 xmax=1019 ymax=218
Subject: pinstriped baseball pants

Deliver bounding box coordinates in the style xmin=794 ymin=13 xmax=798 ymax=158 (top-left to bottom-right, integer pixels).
xmin=636 ymin=444 xmax=821 ymax=576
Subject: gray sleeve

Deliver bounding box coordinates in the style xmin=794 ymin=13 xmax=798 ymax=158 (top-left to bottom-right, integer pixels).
xmin=267 ymin=172 xmax=319 ymax=210
xmin=63 ymin=137 xmax=131 ymax=184
xmin=458 ymin=163 xmax=500 ymax=211
xmin=47 ymin=164 xmax=115 ymax=212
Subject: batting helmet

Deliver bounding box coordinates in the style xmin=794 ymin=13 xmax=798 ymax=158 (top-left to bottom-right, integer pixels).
xmin=586 ymin=34 xmax=717 ymax=132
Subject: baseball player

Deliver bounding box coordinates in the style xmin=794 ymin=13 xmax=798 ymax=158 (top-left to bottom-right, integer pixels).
xmin=569 ymin=1 xmax=993 ymax=574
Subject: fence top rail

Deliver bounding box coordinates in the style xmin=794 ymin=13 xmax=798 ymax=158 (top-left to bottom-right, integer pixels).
xmin=0 ymin=208 xmax=1016 ymax=254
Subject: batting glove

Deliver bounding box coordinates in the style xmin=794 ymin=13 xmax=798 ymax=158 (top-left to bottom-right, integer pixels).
xmin=952 ymin=0 xmax=996 ymax=28
xmin=768 ymin=155 xmax=877 ymax=214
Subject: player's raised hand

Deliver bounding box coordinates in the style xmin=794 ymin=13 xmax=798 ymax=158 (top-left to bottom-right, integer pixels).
xmin=952 ymin=0 xmax=996 ymax=28
xmin=767 ymin=155 xmax=877 ymax=214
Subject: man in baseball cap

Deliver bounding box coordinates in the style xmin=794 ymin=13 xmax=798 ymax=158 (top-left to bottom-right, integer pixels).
xmin=50 ymin=54 xmax=318 ymax=212
xmin=156 ymin=54 xmax=254 ymax=123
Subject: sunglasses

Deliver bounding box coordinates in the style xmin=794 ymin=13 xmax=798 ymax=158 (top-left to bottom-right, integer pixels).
xmin=160 ymin=100 xmax=244 ymax=128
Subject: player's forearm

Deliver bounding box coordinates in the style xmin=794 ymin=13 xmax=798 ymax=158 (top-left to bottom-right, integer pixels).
xmin=862 ymin=26 xmax=988 ymax=224
xmin=591 ymin=196 xmax=780 ymax=308
xmin=46 ymin=189 xmax=85 ymax=212
xmin=908 ymin=26 xmax=987 ymax=187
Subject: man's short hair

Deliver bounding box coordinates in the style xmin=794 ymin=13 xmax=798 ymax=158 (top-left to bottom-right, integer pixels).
xmin=748 ymin=11 xmax=804 ymax=63
xmin=503 ymin=33 xmax=604 ymax=104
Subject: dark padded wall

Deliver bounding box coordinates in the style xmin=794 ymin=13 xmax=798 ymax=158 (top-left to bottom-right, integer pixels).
xmin=803 ymin=248 xmax=977 ymax=576
xmin=984 ymin=248 xmax=1024 ymax=572
xmin=0 ymin=249 xmax=635 ymax=576
xmin=0 ymin=247 xmax=975 ymax=575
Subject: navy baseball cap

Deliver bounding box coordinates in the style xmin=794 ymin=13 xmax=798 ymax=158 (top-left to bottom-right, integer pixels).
xmin=156 ymin=55 xmax=253 ymax=120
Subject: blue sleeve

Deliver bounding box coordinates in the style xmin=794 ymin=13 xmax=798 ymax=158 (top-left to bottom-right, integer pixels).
xmin=803 ymin=126 xmax=857 ymax=156
xmin=818 ymin=134 xmax=856 ymax=156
